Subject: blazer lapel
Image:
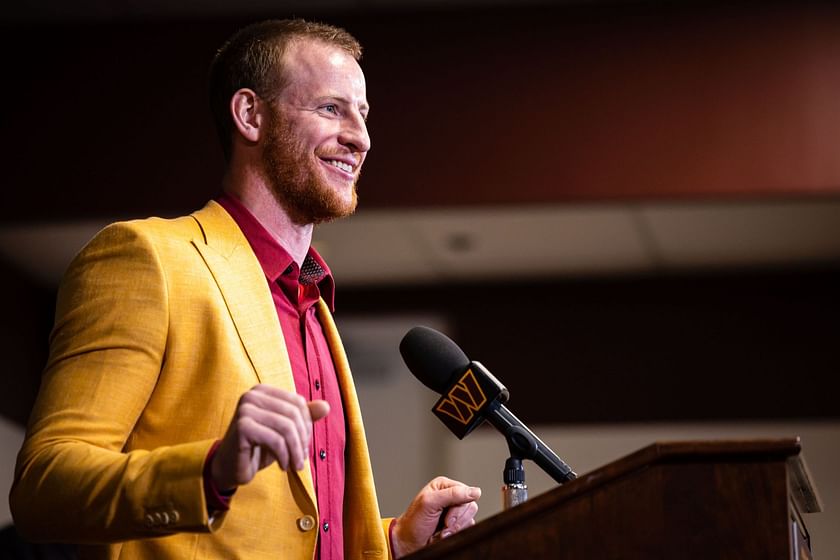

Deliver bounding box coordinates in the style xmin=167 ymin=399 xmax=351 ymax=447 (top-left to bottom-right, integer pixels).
xmin=317 ymin=299 xmax=359 ymax=432
xmin=189 ymin=201 xmax=294 ymax=391
xmin=317 ymin=299 xmax=387 ymax=554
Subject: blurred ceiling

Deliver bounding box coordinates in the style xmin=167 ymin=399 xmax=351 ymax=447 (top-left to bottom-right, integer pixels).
xmin=2 ymin=199 xmax=840 ymax=287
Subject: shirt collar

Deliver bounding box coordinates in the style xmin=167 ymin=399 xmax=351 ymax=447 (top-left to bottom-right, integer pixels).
xmin=216 ymin=192 xmax=336 ymax=311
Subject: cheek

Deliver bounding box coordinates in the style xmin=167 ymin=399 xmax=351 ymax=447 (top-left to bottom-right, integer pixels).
xmin=283 ymin=116 xmax=338 ymax=156
xmin=309 ymin=120 xmax=342 ymax=144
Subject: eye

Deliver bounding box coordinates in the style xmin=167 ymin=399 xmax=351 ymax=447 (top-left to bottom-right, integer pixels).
xmin=322 ymin=104 xmax=339 ymax=115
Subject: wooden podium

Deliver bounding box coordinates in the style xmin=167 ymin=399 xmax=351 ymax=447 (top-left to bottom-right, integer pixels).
xmin=406 ymin=439 xmax=820 ymax=560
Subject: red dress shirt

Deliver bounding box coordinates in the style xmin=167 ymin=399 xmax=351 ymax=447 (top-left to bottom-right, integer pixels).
xmin=214 ymin=193 xmax=347 ymax=560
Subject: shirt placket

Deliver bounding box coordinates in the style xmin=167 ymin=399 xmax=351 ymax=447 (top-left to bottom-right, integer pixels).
xmin=304 ymin=306 xmax=332 ymax=560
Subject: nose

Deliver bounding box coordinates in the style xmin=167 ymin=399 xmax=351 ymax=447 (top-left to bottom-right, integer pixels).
xmin=339 ymin=110 xmax=371 ymax=154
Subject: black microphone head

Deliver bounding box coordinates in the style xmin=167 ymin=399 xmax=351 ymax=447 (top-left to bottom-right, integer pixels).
xmin=399 ymin=326 xmax=470 ymax=394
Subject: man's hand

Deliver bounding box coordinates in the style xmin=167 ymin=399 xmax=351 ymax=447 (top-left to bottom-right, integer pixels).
xmin=391 ymin=477 xmax=481 ymax=558
xmin=211 ymin=384 xmax=330 ymax=491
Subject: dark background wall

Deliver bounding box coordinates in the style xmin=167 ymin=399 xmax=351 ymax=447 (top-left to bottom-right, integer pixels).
xmin=341 ymin=267 xmax=840 ymax=425
xmin=3 ymin=1 xmax=840 ymax=225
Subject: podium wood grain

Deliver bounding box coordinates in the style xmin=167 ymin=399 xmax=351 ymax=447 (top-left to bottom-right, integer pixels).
xmin=406 ymin=439 xmax=816 ymax=560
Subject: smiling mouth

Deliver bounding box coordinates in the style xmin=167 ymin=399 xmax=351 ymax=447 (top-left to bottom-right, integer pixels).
xmin=324 ymin=159 xmax=353 ymax=174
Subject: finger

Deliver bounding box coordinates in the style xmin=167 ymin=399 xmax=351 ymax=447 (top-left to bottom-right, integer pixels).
xmin=249 ymin=385 xmax=313 ymax=425
xmin=237 ymin=417 xmax=292 ymax=470
xmin=248 ymin=385 xmax=313 ymax=416
xmin=429 ymin=481 xmax=482 ymax=509
xmin=427 ymin=475 xmax=459 ymax=490
xmin=308 ymin=400 xmax=330 ymax=421
xmin=417 ymin=481 xmax=480 ymax=531
xmin=427 ymin=530 xmax=446 ymax=544
xmin=445 ymin=501 xmax=479 ymax=530
xmin=239 ymin=397 xmax=308 ymax=444
xmin=429 ymin=476 xmax=481 ymax=498
xmin=251 ymin=383 xmax=311 ymax=404
xmin=237 ymin=403 xmax=308 ymax=470
xmin=239 ymin=389 xmax=312 ymax=449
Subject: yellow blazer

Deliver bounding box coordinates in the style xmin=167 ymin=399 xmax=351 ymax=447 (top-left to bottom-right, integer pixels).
xmin=11 ymin=200 xmax=392 ymax=559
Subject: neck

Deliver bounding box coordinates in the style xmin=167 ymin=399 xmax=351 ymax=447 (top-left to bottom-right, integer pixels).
xmin=222 ymin=166 xmax=313 ymax=267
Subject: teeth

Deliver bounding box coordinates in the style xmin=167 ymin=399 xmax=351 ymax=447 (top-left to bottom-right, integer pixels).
xmin=329 ymin=160 xmax=353 ymax=173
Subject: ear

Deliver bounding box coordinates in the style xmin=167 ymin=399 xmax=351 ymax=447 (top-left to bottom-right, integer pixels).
xmin=230 ymin=88 xmax=264 ymax=143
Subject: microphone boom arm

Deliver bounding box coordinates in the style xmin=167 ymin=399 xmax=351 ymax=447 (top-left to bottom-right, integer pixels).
xmin=485 ymin=401 xmax=577 ymax=484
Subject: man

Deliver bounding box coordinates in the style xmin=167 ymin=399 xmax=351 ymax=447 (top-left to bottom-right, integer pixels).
xmin=11 ymin=19 xmax=480 ymax=559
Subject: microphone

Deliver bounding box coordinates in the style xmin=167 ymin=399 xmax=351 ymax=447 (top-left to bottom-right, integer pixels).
xmin=400 ymin=326 xmax=576 ymax=484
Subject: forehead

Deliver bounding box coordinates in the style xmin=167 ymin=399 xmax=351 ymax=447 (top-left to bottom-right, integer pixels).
xmin=279 ymin=39 xmax=367 ymax=99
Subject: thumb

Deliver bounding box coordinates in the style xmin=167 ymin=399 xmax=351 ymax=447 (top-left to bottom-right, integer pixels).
xmin=428 ymin=481 xmax=482 ymax=510
xmin=308 ymin=400 xmax=330 ymax=421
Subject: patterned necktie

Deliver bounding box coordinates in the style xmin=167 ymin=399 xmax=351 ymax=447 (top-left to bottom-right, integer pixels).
xmin=299 ymin=254 xmax=326 ymax=285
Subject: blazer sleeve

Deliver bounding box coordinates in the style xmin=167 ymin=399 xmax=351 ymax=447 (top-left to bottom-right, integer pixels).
xmin=10 ymin=221 xmax=223 ymax=543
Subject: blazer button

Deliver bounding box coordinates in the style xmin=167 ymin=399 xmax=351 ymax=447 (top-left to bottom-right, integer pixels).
xmin=297 ymin=515 xmax=316 ymax=532
xmin=144 ymin=514 xmax=155 ymax=528
xmin=169 ymin=510 xmax=180 ymax=524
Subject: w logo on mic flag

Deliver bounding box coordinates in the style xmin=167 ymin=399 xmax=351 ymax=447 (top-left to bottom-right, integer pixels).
xmin=432 ymin=362 xmax=506 ymax=439
xmin=435 ymin=369 xmax=488 ymax=425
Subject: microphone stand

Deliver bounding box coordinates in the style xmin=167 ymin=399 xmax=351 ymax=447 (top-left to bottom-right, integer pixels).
xmin=486 ymin=401 xmax=577 ymax=484
xmin=502 ymin=441 xmax=528 ymax=510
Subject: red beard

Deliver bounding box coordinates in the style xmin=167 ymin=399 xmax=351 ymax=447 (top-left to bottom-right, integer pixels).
xmin=260 ymin=105 xmax=359 ymax=226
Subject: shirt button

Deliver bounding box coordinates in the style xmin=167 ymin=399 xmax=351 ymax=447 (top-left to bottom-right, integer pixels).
xmin=314 ymin=379 xmax=321 ymax=390
xmin=297 ymin=515 xmax=316 ymax=532
xmin=319 ymin=449 xmax=327 ymax=460
xmin=323 ymin=521 xmax=329 ymax=532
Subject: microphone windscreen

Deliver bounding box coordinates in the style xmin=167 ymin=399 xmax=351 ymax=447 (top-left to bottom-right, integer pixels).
xmin=399 ymin=326 xmax=470 ymax=394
